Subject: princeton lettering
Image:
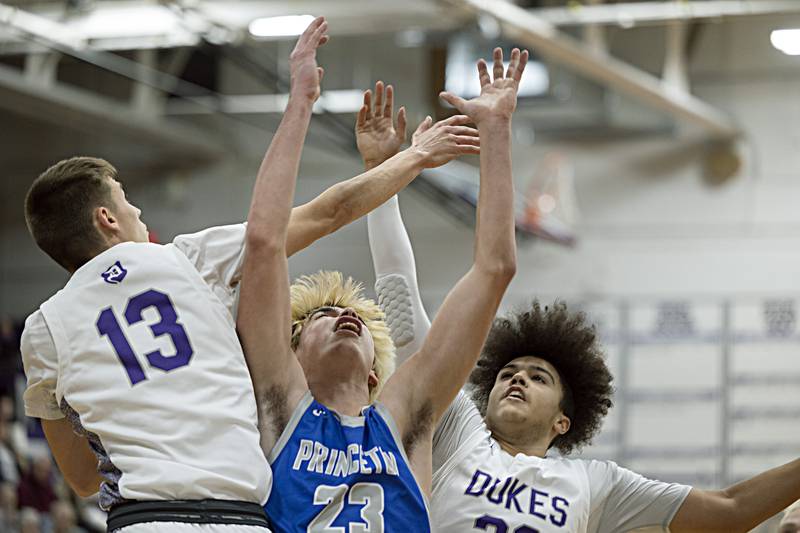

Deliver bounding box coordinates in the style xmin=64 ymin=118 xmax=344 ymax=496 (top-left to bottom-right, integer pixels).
xmin=291 ymin=439 xmax=399 ymax=478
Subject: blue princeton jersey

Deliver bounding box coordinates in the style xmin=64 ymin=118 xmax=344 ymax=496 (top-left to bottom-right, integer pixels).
xmin=265 ymin=392 xmax=431 ymax=532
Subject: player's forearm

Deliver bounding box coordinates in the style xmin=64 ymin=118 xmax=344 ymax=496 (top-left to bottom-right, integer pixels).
xmin=283 ymin=148 xmax=425 ymax=257
xmin=722 ymin=458 xmax=800 ymax=530
xmin=247 ymin=98 xmax=314 ymax=250
xmin=368 ymin=195 xmax=432 ymax=363
xmin=334 ymin=148 xmax=427 ymax=227
xmin=473 ymin=118 xmax=517 ymax=281
xmin=42 ymin=418 xmax=103 ymax=498
xmin=368 ymin=196 xmax=419 ymax=279
xmin=672 ymin=458 xmax=800 ymax=532
xmin=239 ymin=97 xmax=312 ymax=391
xmin=364 ymin=157 xmax=384 ymax=171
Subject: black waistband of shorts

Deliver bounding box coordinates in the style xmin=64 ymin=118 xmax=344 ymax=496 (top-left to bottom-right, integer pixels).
xmin=107 ymin=499 xmax=269 ymax=531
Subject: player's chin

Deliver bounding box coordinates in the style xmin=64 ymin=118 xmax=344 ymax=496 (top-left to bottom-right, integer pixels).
xmin=492 ymin=407 xmax=529 ymax=426
xmin=496 ymin=398 xmax=532 ymax=416
xmin=499 ymin=394 xmax=529 ymax=406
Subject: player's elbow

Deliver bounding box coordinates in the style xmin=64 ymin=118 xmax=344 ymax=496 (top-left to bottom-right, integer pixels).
xmin=713 ymin=492 xmax=754 ymax=533
xmin=300 ymin=193 xmax=349 ymax=240
xmin=709 ymin=490 xmax=751 ymax=532
xmin=497 ymin=255 xmax=517 ymax=281
xmin=245 ymin=229 xmax=286 ymax=257
xmin=478 ymin=253 xmax=517 ymax=284
xmin=74 ymin=484 xmax=99 ymax=498
xmin=69 ymin=474 xmax=101 ymax=498
xmin=672 ymin=490 xmax=745 ymax=533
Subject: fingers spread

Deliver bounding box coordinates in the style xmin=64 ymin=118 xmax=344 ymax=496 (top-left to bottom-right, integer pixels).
xmin=506 ymin=48 xmax=520 ymax=79
xmin=308 ymin=16 xmax=325 ymax=31
xmin=441 ymin=113 xmax=472 ymax=126
xmin=356 ymin=105 xmax=368 ymax=127
xmin=306 ymin=18 xmax=327 ymax=48
xmin=363 ymin=90 xmax=372 ymax=120
xmin=384 ymin=84 xmax=394 ymax=119
xmin=299 ymin=16 xmax=324 ymax=44
xmin=514 ymin=50 xmax=529 ymax=82
xmin=293 ymin=17 xmax=327 ymax=57
xmin=439 ymin=91 xmax=467 ymax=112
xmin=477 ymin=59 xmax=491 ymax=87
xmin=373 ymin=81 xmax=384 ymax=117
xmin=446 ymin=125 xmax=479 ymax=137
xmin=413 ymin=115 xmax=434 ymax=137
xmin=397 ymin=106 xmax=407 ymax=140
xmin=311 ymin=20 xmax=328 ymax=45
xmin=457 ymin=145 xmax=481 ymax=155
xmin=452 ymin=135 xmax=481 ymax=146
xmin=492 ymin=47 xmax=504 ymax=81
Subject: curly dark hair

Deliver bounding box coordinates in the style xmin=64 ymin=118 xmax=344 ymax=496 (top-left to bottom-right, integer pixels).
xmin=469 ymin=301 xmax=614 ymax=455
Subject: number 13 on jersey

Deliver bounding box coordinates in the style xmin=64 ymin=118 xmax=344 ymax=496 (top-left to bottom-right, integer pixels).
xmin=96 ymin=289 xmax=194 ymax=385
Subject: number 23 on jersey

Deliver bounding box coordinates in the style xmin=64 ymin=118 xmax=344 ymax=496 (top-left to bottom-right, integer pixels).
xmin=308 ymin=482 xmax=384 ymax=533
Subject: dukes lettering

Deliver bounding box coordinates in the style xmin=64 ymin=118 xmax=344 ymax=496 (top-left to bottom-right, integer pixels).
xmin=465 ymin=469 xmax=570 ymax=527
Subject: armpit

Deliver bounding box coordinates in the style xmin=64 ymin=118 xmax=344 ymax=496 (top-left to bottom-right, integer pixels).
xmin=402 ymin=399 xmax=434 ymax=457
xmin=256 ymin=385 xmax=290 ymax=443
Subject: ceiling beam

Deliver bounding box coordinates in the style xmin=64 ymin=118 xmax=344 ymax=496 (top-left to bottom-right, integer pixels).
xmin=530 ymin=0 xmax=800 ymax=27
xmin=0 ymin=63 xmax=224 ymax=163
xmin=0 ymin=0 xmax=463 ymax=53
xmin=446 ymin=0 xmax=739 ymax=139
xmin=0 ymin=2 xmax=226 ymax=161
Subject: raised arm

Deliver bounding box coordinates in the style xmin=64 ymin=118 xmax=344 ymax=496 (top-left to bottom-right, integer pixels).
xmin=355 ymin=82 xmax=436 ymax=362
xmin=670 ymin=459 xmax=800 ymax=533
xmin=236 ymin=18 xmax=328 ymax=452
xmin=381 ymin=48 xmax=526 ymax=435
xmin=368 ymin=194 xmax=430 ymax=363
xmin=285 ymin=83 xmax=481 ymax=257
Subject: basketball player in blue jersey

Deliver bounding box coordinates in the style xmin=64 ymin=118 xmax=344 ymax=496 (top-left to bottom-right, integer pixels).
xmin=18 ymin=17 xmax=483 ymax=531
xmin=366 ymin=73 xmax=800 ymax=533
xmin=236 ymin=47 xmax=528 ymax=531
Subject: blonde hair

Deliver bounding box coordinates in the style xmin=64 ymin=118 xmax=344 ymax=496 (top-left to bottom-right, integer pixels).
xmin=290 ymin=271 xmax=396 ymax=401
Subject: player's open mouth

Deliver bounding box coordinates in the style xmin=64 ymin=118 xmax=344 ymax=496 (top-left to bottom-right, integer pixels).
xmin=333 ymin=316 xmax=362 ymax=336
xmin=504 ymin=386 xmax=525 ymax=402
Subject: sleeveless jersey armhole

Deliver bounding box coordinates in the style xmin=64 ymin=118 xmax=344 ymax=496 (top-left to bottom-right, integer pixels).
xmin=373 ymin=402 xmax=432 ymax=513
xmin=268 ymin=391 xmax=314 ymax=464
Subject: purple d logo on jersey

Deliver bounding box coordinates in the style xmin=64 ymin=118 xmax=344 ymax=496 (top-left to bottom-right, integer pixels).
xmin=102 ymin=261 xmax=127 ymax=284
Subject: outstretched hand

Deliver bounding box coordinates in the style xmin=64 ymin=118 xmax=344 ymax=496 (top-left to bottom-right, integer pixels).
xmin=439 ymin=47 xmax=528 ymax=125
xmin=410 ymin=114 xmax=480 ymax=169
xmin=355 ymin=81 xmax=408 ymax=168
xmin=289 ymin=16 xmax=329 ymax=103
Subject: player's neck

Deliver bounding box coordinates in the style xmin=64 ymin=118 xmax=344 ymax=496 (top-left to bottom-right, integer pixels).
xmin=491 ymin=430 xmax=550 ymax=458
xmin=308 ymin=379 xmax=371 ymax=417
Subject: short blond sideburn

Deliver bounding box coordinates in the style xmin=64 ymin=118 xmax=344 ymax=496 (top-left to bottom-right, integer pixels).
xmin=290 ymin=271 xmax=396 ymax=402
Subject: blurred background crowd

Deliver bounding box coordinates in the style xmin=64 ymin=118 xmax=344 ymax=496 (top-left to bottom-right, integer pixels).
xmin=0 ymin=316 xmax=104 ymax=533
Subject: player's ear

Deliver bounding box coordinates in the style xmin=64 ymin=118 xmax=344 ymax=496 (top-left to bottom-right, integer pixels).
xmin=554 ymin=413 xmax=571 ymax=436
xmin=94 ymin=206 xmax=118 ymax=235
xmin=367 ymin=369 xmax=379 ymax=391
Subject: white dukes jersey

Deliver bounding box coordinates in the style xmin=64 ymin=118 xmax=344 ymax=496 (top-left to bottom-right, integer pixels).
xmin=430 ymin=392 xmax=691 ymax=533
xmin=21 ymin=225 xmax=269 ymax=509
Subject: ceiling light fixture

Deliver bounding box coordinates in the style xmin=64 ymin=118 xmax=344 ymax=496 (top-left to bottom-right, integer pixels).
xmin=771 ymin=29 xmax=800 ymax=56
xmin=249 ymin=15 xmax=315 ymax=38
